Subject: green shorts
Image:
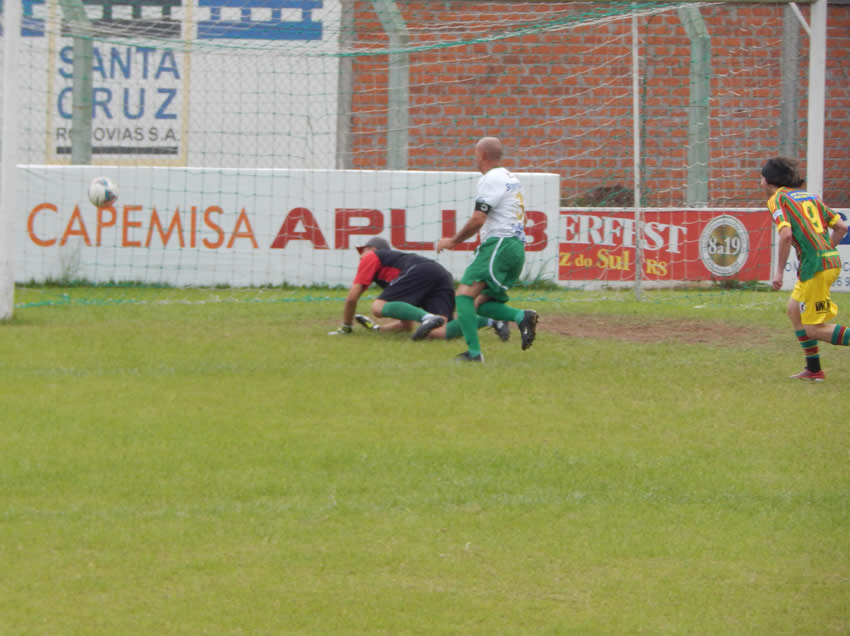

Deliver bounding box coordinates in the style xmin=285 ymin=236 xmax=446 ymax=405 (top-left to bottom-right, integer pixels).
xmin=460 ymin=236 xmax=526 ymax=303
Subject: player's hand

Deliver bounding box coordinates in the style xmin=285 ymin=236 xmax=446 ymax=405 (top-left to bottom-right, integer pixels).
xmin=436 ymin=238 xmax=454 ymax=253
xmin=328 ymin=324 xmax=353 ymax=335
xmin=771 ymin=273 xmax=783 ymax=290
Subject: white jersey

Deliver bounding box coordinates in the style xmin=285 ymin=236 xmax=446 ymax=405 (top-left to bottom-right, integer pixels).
xmin=475 ymin=167 xmax=526 ymax=243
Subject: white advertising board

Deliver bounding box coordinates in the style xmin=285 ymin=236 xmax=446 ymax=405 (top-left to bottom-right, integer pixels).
xmin=16 ymin=166 xmax=561 ymax=287
xmin=16 ymin=165 xmax=848 ymax=290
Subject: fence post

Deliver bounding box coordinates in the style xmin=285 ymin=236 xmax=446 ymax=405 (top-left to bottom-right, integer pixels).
xmin=372 ymin=0 xmax=409 ymax=169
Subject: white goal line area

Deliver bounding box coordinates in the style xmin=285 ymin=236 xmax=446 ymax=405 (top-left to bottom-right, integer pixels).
xmin=12 ymin=165 xmax=850 ymax=292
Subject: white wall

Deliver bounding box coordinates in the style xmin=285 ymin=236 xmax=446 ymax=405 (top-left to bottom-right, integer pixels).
xmin=15 ymin=0 xmax=342 ymax=168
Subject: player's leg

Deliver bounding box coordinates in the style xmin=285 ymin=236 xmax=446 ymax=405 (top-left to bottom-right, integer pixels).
xmin=472 ymin=238 xmax=538 ymax=350
xmin=412 ymin=263 xmax=505 ymax=341
xmin=454 ymin=245 xmax=492 ymax=358
xmin=354 ymin=308 xmax=415 ymax=333
xmin=455 ymin=237 xmax=534 ymax=360
xmin=409 ymin=264 xmax=456 ymax=340
xmin=372 ymin=297 xmax=426 ymax=323
xmin=444 ymin=316 xmax=506 ymax=340
xmin=787 ymin=293 xmax=823 ymax=379
xmin=412 ymin=268 xmax=506 ymax=341
xmin=798 ymin=269 xmax=850 ymax=345
xmin=455 ymin=281 xmax=487 ymax=359
xmin=794 ymin=269 xmax=845 ymax=343
xmin=365 ymin=316 xmax=416 ymax=333
xmin=412 ymin=316 xmax=493 ymax=340
xmin=477 ymin=299 xmax=537 ymax=349
xmin=371 ymin=266 xmax=436 ymax=326
xmin=827 ymin=323 xmax=850 ymax=346
xmin=411 ymin=280 xmax=452 ymax=340
xmin=786 ymin=270 xmax=844 ymax=380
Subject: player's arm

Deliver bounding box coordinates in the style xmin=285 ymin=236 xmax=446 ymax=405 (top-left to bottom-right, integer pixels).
xmin=772 ymin=225 xmax=792 ymax=290
xmin=328 ymin=283 xmax=367 ymax=335
xmin=436 ymin=209 xmax=487 ymax=253
xmin=343 ymin=284 xmax=367 ymax=325
xmin=330 ymin=252 xmax=380 ymax=335
xmin=829 ymin=214 xmax=848 ymax=248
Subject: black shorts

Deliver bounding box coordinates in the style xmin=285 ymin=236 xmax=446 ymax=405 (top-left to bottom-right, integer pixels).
xmin=378 ymin=261 xmax=455 ymax=319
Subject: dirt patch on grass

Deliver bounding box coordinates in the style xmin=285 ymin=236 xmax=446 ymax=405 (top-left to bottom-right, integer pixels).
xmin=540 ymin=313 xmax=778 ymax=346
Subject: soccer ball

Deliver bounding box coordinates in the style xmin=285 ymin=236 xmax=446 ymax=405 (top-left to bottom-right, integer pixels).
xmin=88 ymin=176 xmax=119 ymax=207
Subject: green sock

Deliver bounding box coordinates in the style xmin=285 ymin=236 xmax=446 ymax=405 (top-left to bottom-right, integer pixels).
xmin=796 ymin=329 xmax=821 ymax=372
xmin=456 ymin=295 xmax=481 ymax=356
xmin=831 ymin=325 xmax=850 ymax=345
xmin=381 ymin=301 xmax=426 ymax=322
xmin=478 ymin=301 xmax=521 ymax=323
xmin=445 ymin=316 xmax=490 ymax=340
xmin=445 ymin=319 xmax=462 ymax=339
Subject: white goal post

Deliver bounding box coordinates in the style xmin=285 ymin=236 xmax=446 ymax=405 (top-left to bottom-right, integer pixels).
xmin=0 ymin=0 xmax=22 ymax=319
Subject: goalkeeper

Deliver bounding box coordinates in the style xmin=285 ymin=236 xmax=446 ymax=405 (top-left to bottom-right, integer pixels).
xmin=328 ymin=236 xmax=509 ymax=342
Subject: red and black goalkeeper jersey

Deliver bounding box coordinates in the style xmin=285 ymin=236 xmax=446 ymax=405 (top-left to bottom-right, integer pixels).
xmin=353 ymin=249 xmax=435 ymax=288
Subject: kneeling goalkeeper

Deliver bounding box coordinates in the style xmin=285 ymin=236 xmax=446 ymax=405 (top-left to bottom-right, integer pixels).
xmin=329 ymin=237 xmax=508 ymax=342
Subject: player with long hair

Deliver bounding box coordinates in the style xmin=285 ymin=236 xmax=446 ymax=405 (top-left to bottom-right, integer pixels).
xmin=763 ymin=157 xmax=849 ymax=381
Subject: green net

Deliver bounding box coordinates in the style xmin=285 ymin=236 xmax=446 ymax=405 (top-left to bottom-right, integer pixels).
xmin=6 ymin=0 xmax=846 ymax=309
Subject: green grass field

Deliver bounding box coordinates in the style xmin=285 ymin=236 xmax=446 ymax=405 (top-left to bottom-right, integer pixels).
xmin=2 ymin=287 xmax=848 ymax=634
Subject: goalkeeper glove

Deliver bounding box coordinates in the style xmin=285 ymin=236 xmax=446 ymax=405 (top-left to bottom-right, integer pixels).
xmin=328 ymin=323 xmax=353 ymax=336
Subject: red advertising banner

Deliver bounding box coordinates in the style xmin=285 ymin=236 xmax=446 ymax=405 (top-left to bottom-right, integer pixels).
xmin=558 ymin=209 xmax=771 ymax=283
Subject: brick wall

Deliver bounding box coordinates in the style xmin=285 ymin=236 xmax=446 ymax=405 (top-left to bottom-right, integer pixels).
xmin=346 ymin=1 xmax=850 ymax=208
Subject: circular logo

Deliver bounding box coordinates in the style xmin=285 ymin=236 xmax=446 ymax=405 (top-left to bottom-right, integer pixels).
xmin=699 ymin=215 xmax=750 ymax=277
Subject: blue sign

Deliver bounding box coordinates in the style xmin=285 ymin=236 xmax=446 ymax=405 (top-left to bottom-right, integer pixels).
xmin=0 ymin=0 xmax=47 ymax=36
xmin=197 ymin=0 xmax=322 ymax=40
xmin=3 ymin=0 xmax=324 ymax=41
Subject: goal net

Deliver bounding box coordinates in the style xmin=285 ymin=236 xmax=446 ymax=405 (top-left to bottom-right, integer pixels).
xmin=4 ymin=0 xmax=845 ymax=311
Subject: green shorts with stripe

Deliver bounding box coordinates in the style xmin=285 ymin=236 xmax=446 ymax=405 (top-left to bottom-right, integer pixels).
xmin=460 ymin=236 xmax=526 ymax=303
